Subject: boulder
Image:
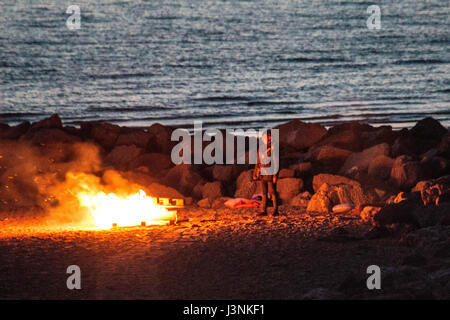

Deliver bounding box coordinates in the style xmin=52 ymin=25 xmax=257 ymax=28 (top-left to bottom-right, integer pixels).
xmin=340 ymin=143 xmax=390 ymax=175
xmin=410 ymin=117 xmax=448 ymax=141
xmin=438 ymin=133 xmax=450 ymax=159
xmin=104 ymin=145 xmax=143 ymax=170
xmin=290 ymin=191 xmax=311 ymax=207
xmin=368 ymin=155 xmax=394 ymax=180
xmin=275 ymin=120 xmax=327 ymax=151
xmin=374 ymin=200 xmax=421 ymax=228
xmin=412 ymin=181 xmax=428 ymax=193
xmin=211 ymin=165 xmax=243 ymax=183
xmin=360 ymin=206 xmax=382 ymax=224
xmin=120 ymin=170 xmax=158 ymax=187
xmin=289 ymin=162 xmax=312 ymax=176
xmin=312 ymin=174 xmax=361 ymax=193
xmin=234 ymin=169 xmax=259 ymax=199
xmin=316 ymin=129 xmax=363 ymax=152
xmin=327 ymin=121 xmax=374 ymax=135
xmin=164 ymin=164 xmax=204 ymax=196
xmin=333 ymin=183 xmax=368 ymax=206
xmin=306 ymin=184 xmax=333 ymax=213
xmin=88 ymin=122 xmax=121 ymax=150
xmin=393 ymin=123 xmax=445 ymax=157
xmin=314 ymin=146 xmax=352 ymax=162
xmin=307 ymin=146 xmax=351 ymax=173
xmin=0 ymin=121 xmax=30 ymax=139
xmin=0 ymin=122 xmax=9 ymax=134
xmin=413 ymin=175 xmax=450 ymax=205
xmin=314 ymin=122 xmax=372 ymax=152
xmin=191 ymin=182 xmax=205 ymax=200
xmin=276 ymin=178 xmax=303 ymax=203
xmin=391 ymin=131 xmax=419 ymax=157
xmin=116 ymin=130 xmax=151 ymax=149
xmin=278 ymin=168 xmax=295 ymax=178
xmin=145 ymin=182 xmax=184 ymax=199
xmin=129 ymin=153 xmax=173 ymax=174
xmin=197 ymin=198 xmax=211 ymax=208
xmin=361 ymin=125 xmax=398 ymax=149
xmin=202 ymin=181 xmax=224 ymax=202
xmin=420 ymin=156 xmax=449 ymax=179
xmin=30 ymin=114 xmax=62 ymax=130
xmin=390 ymin=156 xmax=424 ymax=190
xmin=147 ymin=123 xmax=174 ymax=154
xmin=307 ymin=181 xmax=367 ymax=213
xmin=26 ymin=128 xmax=80 ymax=146
xmin=63 ymin=125 xmax=83 ymax=138
xmin=420 ymin=148 xmax=439 ymax=160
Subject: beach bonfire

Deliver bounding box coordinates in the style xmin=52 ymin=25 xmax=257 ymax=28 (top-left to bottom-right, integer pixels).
xmin=62 ymin=172 xmax=181 ymax=229
xmin=78 ymin=190 xmax=179 ymax=229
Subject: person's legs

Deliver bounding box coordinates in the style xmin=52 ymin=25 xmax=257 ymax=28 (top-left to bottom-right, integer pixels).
xmin=267 ymin=181 xmax=278 ymax=216
xmin=259 ymin=180 xmax=268 ymax=216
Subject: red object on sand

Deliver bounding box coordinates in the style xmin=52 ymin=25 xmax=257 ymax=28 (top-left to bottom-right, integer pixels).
xmin=224 ymin=198 xmax=260 ymax=208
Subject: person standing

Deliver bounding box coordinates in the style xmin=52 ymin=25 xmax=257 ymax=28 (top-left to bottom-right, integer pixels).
xmin=253 ymin=130 xmax=279 ymax=216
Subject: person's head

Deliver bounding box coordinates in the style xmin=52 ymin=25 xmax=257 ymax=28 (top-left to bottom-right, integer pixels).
xmin=261 ymin=130 xmax=272 ymax=145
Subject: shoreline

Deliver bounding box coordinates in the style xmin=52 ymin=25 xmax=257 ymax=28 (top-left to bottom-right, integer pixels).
xmin=2 ymin=113 xmax=450 ymax=132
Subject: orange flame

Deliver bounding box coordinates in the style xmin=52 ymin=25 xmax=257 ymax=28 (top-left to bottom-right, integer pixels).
xmin=78 ymin=189 xmax=175 ymax=229
xmin=58 ymin=172 xmax=175 ymax=229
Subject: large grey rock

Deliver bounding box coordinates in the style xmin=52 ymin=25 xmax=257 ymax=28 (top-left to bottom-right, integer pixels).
xmin=105 ymin=145 xmax=143 ymax=170
xmin=212 ymin=165 xmax=243 ymax=183
xmin=290 ymin=191 xmax=311 ymax=207
xmin=31 ymin=114 xmax=62 ymax=130
xmin=314 ymin=122 xmax=371 ymax=152
xmin=276 ymin=178 xmax=304 ymax=203
xmin=368 ymin=155 xmax=395 ymax=180
xmin=116 ymin=130 xmax=151 ymax=149
xmin=306 ymin=184 xmax=333 ymax=213
xmin=340 ymin=143 xmax=390 ymax=175
xmin=26 ymin=128 xmax=80 ymax=146
xmin=278 ymin=168 xmax=295 ymax=178
xmin=197 ymin=198 xmax=211 ymax=208
xmin=307 ymin=145 xmax=351 ymax=173
xmin=275 ymin=120 xmax=327 ymax=150
xmin=289 ymin=162 xmax=312 ymax=177
xmin=129 ymin=152 xmax=173 ymax=173
xmin=413 ymin=175 xmax=450 ymax=206
xmin=147 ymin=123 xmax=174 ymax=154
xmin=90 ymin=122 xmax=121 ymax=150
xmin=234 ymin=169 xmax=259 ymax=199
xmin=146 ymin=182 xmax=184 ymax=199
xmin=390 ymin=156 xmax=424 ymax=189
xmin=164 ymin=164 xmax=204 ymax=196
xmin=374 ymin=200 xmax=421 ymax=227
xmin=202 ymin=181 xmax=224 ymax=202
xmin=0 ymin=121 xmax=30 ymax=139
xmin=361 ymin=125 xmax=398 ymax=149
xmin=312 ymin=174 xmax=361 ymax=193
xmin=307 ymin=182 xmax=367 ymax=213
xmin=410 ymin=117 xmax=448 ymax=140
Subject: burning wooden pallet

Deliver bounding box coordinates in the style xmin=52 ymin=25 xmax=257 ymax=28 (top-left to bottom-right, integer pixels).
xmin=111 ymin=197 xmax=184 ymax=228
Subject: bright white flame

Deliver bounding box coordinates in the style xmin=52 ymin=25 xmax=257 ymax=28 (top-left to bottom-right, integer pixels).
xmin=78 ymin=189 xmax=175 ymax=229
